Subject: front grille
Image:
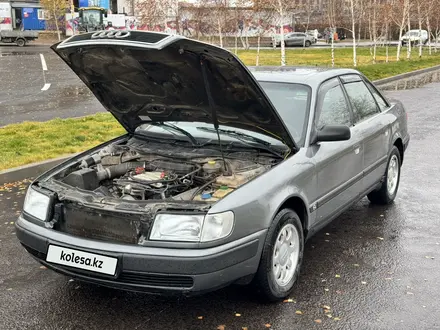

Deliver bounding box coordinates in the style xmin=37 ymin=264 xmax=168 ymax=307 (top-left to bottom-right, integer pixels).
xmin=58 ymin=202 xmax=147 ymax=244
xmin=117 ymin=272 xmax=194 ymax=288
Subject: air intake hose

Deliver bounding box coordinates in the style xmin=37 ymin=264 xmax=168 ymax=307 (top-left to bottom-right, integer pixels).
xmin=96 ymin=162 xmax=147 ymax=181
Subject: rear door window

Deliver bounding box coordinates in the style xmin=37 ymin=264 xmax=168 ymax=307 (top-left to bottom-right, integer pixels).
xmin=364 ymin=80 xmax=389 ymax=111
xmin=343 ymin=80 xmax=380 ymax=122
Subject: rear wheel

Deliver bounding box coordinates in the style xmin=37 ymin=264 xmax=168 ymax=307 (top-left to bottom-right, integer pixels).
xmin=253 ymin=209 xmax=304 ymax=302
xmin=16 ymin=38 xmax=26 ymax=47
xmin=368 ymin=146 xmax=401 ymax=205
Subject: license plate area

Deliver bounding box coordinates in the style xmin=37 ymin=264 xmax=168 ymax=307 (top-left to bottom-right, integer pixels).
xmin=46 ymin=245 xmax=118 ymax=276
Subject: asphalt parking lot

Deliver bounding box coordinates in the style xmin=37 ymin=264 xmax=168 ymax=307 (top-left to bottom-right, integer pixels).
xmin=1 ymin=45 xmax=440 ymax=329
xmin=0 ymin=45 xmax=103 ymax=127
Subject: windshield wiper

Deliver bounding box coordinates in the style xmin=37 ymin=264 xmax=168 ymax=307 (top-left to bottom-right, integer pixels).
xmin=149 ymin=122 xmax=199 ymax=146
xmin=197 ymin=127 xmax=272 ymax=145
xmin=196 ymin=127 xmax=284 ymax=158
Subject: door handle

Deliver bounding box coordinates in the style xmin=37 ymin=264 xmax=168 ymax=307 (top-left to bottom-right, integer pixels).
xmin=354 ymin=146 xmax=360 ymax=155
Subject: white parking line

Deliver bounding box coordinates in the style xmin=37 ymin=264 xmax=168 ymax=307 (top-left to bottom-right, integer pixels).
xmin=40 ymin=54 xmax=48 ymax=71
xmin=39 ymin=53 xmax=50 ymax=91
xmin=41 ymin=83 xmax=51 ymax=91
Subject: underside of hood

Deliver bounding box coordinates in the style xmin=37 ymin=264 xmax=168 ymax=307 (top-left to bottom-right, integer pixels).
xmin=51 ymin=31 xmax=296 ymax=150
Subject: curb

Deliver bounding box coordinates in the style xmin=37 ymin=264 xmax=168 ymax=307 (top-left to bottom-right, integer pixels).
xmin=374 ymin=64 xmax=440 ymax=86
xmin=0 ymin=154 xmax=77 ymax=186
xmin=1 ymin=63 xmax=440 ymax=184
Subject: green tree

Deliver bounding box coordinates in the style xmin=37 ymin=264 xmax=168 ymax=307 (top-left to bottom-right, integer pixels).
xmin=39 ymin=0 xmax=67 ymax=41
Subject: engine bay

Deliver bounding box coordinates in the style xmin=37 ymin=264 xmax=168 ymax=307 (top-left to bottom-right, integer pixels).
xmin=54 ymin=137 xmax=281 ymax=203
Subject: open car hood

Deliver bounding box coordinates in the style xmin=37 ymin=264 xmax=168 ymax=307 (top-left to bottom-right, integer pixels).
xmin=51 ymin=31 xmax=296 ymax=150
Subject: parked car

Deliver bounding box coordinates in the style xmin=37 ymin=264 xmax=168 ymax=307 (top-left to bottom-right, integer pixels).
xmin=273 ymin=32 xmax=315 ymax=47
xmin=306 ymin=29 xmax=319 ymax=42
xmin=401 ymin=29 xmax=428 ymax=45
xmin=16 ymin=31 xmax=410 ymax=302
xmin=0 ymin=30 xmax=39 ymax=47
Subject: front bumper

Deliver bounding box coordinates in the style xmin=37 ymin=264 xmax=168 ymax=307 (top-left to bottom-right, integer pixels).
xmin=15 ymin=216 xmax=266 ymax=296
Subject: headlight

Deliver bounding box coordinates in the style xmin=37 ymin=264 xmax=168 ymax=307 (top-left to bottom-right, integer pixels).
xmin=23 ymin=187 xmax=50 ymax=221
xmin=150 ymin=211 xmax=234 ymax=242
xmin=201 ymin=212 xmax=234 ymax=242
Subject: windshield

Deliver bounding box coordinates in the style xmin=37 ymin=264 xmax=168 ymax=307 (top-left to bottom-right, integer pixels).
xmin=81 ymin=10 xmax=102 ymax=25
xmin=134 ymin=81 xmax=311 ymax=149
xmin=406 ymin=31 xmax=422 ymax=36
xmin=258 ymin=82 xmax=311 ymax=147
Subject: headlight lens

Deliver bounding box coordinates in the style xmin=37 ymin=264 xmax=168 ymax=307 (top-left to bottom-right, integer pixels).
xmin=150 ymin=214 xmax=204 ymax=242
xmin=150 ymin=211 xmax=234 ymax=242
xmin=201 ymin=212 xmax=234 ymax=242
xmin=23 ymin=188 xmax=50 ymax=221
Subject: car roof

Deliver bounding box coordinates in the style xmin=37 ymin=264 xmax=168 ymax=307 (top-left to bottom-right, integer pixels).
xmin=249 ymin=66 xmax=362 ymax=88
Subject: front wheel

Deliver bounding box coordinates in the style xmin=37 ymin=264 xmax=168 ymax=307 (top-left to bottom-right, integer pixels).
xmin=16 ymin=38 xmax=26 ymax=47
xmin=368 ymin=146 xmax=401 ymax=205
xmin=305 ymin=40 xmax=311 ymax=47
xmin=253 ymin=209 xmax=304 ymax=302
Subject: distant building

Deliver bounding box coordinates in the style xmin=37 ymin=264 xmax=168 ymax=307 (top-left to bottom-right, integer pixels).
xmin=1 ymin=0 xmax=46 ymax=30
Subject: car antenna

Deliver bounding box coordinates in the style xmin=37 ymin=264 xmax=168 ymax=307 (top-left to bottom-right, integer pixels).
xmin=200 ymin=55 xmax=228 ymax=174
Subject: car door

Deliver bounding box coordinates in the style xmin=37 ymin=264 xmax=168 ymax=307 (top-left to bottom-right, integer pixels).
xmin=340 ymin=74 xmax=392 ymax=193
xmin=284 ymin=33 xmax=294 ymax=46
xmin=294 ymin=33 xmax=304 ymax=46
xmin=310 ymin=78 xmax=364 ymax=226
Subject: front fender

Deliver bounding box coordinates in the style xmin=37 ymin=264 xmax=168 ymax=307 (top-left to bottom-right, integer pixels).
xmin=209 ymin=150 xmax=316 ymax=243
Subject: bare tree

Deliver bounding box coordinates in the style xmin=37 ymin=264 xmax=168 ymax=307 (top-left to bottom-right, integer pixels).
xmin=392 ymin=0 xmax=410 ymax=61
xmin=356 ymin=0 xmax=365 ymax=45
xmin=429 ymin=4 xmax=440 ymax=52
xmin=213 ymin=0 xmax=228 ymax=48
xmin=381 ymin=1 xmax=394 ymax=63
xmin=298 ymin=1 xmax=316 ymax=48
xmin=426 ymin=7 xmax=433 ymax=54
xmin=255 ymin=0 xmax=295 ymax=66
xmin=40 ymin=0 xmax=66 ymax=41
xmin=137 ymin=0 xmax=171 ymax=31
xmin=327 ymin=0 xmax=341 ymax=67
xmin=192 ymin=0 xmax=212 ymax=39
xmin=252 ymin=4 xmax=274 ymax=66
xmin=415 ymin=0 xmax=433 ymax=58
xmin=406 ymin=1 xmax=412 ymax=60
xmin=349 ymin=0 xmax=358 ymax=66
xmin=366 ymin=0 xmax=380 ymax=63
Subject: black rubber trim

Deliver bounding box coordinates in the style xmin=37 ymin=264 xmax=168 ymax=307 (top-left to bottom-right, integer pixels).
xmin=363 ymin=155 xmax=388 ymax=177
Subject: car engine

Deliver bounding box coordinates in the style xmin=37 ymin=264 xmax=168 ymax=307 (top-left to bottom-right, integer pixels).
xmin=55 ymin=138 xmax=280 ymax=203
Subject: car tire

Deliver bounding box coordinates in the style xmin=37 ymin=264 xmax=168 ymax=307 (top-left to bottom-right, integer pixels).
xmin=305 ymin=40 xmax=311 ymax=47
xmin=253 ymin=208 xmax=304 ymax=302
xmin=16 ymin=38 xmax=26 ymax=47
xmin=368 ymin=146 xmax=401 ymax=205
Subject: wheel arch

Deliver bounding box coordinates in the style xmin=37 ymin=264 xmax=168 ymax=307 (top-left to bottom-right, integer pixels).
xmin=274 ymin=195 xmax=309 ymax=238
xmin=393 ymin=137 xmax=404 ymax=164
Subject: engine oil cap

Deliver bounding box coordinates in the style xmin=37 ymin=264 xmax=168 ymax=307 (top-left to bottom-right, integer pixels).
xmin=201 ymin=193 xmax=212 ymax=199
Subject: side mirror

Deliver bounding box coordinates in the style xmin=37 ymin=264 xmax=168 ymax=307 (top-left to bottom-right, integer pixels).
xmin=316 ymin=125 xmax=351 ymax=142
